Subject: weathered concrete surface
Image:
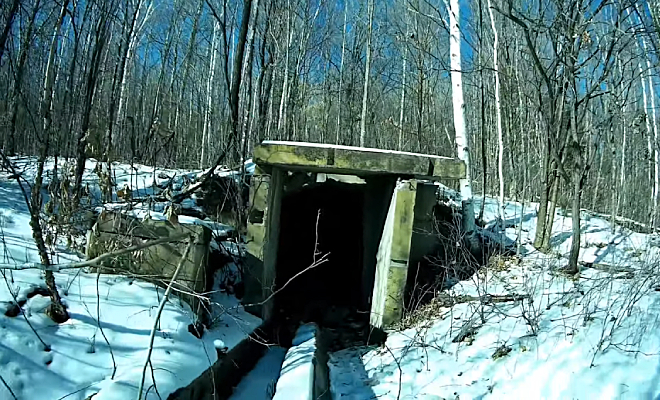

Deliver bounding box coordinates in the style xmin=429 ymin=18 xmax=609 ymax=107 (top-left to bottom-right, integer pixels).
xmin=167 ymin=318 xmax=286 ymax=400
xmin=243 ymin=167 xmax=283 ymax=319
xmin=361 ymin=177 xmax=397 ymax=311
xmin=370 ymin=180 xmax=418 ymax=328
xmin=87 ymin=212 xmax=211 ymax=317
xmin=408 ymin=182 xmax=441 ymax=278
xmin=254 ymin=141 xmax=466 ymax=180
xmin=245 ymin=142 xmax=465 ymax=328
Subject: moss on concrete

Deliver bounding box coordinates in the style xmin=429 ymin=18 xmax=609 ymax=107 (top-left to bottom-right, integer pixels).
xmin=254 ymin=142 xmax=465 ymax=180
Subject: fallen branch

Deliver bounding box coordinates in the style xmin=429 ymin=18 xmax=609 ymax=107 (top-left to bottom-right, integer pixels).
xmin=580 ymin=261 xmax=636 ymax=274
xmin=0 ymin=233 xmax=189 ymax=271
xmin=437 ymin=293 xmax=528 ymax=308
xmin=171 ymin=144 xmax=233 ymax=204
xmin=137 ymin=236 xmax=194 ymax=400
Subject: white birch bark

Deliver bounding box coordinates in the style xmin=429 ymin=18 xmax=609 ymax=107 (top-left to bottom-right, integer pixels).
xmin=200 ymin=21 xmax=219 ymax=168
xmin=360 ymin=0 xmax=375 ymax=147
xmin=487 ymin=0 xmax=504 ymax=223
xmin=643 ymin=39 xmax=659 ymax=229
xmin=277 ymin=0 xmax=292 ymax=133
xmin=445 ymin=0 xmax=475 ymax=232
xmin=336 ymin=1 xmax=348 ymax=144
xmin=639 ymin=60 xmax=653 ymax=216
xmin=399 ymin=7 xmax=408 ymax=151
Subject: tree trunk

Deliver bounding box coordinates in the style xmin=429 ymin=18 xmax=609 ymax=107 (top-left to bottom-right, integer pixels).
xmin=37 ymin=0 xmax=71 ymax=324
xmin=644 ymin=39 xmax=659 ymax=230
xmin=200 ymin=21 xmax=219 ymax=168
xmin=277 ymin=1 xmax=292 ymax=135
xmin=541 ymin=172 xmax=558 ymax=252
xmin=638 ymin=47 xmax=655 ymax=226
xmin=533 ymin=150 xmax=552 ymax=249
xmin=477 ymin=0 xmax=487 ymax=222
xmin=74 ymin=6 xmax=112 ymax=201
xmin=0 ymin=0 xmax=21 ymax=63
xmin=398 ymin=7 xmax=408 ymax=151
xmin=446 ymin=0 xmax=474 ymax=233
xmin=567 ymin=170 xmax=583 ymax=274
xmin=336 ymin=1 xmax=347 ymax=145
xmin=359 ymin=0 xmax=374 ymax=147
xmin=239 ymin=0 xmax=260 ymax=164
xmin=487 ymin=0 xmax=504 ymax=223
xmin=6 ymin=0 xmax=41 ymax=155
xmin=174 ymin=0 xmax=203 ymax=145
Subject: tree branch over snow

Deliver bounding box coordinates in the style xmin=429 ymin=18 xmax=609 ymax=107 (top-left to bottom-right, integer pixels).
xmin=0 ymin=372 xmax=18 ymax=400
xmin=0 ymin=233 xmax=189 ymax=271
xmin=137 ymin=236 xmax=194 ymax=400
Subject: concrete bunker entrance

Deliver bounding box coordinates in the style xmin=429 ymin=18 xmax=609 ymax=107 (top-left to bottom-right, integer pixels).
xmin=244 ymin=141 xmax=467 ymax=329
xmin=275 ymin=179 xmax=367 ymax=324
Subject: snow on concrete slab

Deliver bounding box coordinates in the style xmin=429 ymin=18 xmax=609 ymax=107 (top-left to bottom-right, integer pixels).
xmin=273 ymin=323 xmax=318 ymax=400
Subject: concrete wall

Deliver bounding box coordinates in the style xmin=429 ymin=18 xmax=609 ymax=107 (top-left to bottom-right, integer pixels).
xmin=243 ymin=166 xmax=283 ymax=319
xmin=361 ymin=177 xmax=397 ymax=311
xmin=244 ymin=167 xmax=438 ymax=328
xmin=167 ymin=318 xmax=283 ymax=400
xmin=370 ymin=180 xmax=418 ymax=328
xmin=87 ymin=212 xmax=211 ymax=319
xmin=407 ymin=183 xmax=440 ymax=276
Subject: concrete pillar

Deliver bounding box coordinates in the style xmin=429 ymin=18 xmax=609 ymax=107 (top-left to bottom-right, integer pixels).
xmin=243 ymin=166 xmax=284 ymax=319
xmin=262 ymin=168 xmax=283 ymax=320
xmin=370 ymin=179 xmax=417 ymax=328
xmin=361 ymin=177 xmax=396 ymax=312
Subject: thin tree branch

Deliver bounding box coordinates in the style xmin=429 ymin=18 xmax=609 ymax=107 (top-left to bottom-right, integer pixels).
xmin=0 ymin=233 xmax=190 ymax=271
xmin=136 ymin=236 xmax=194 ymax=400
xmin=0 ymin=372 xmax=18 ymax=400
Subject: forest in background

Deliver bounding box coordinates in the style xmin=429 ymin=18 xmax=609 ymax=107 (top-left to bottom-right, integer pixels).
xmin=1 ymin=0 xmax=660 ymax=267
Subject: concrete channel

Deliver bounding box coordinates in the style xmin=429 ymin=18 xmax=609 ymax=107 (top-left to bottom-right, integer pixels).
xmin=167 ymin=321 xmax=330 ymax=400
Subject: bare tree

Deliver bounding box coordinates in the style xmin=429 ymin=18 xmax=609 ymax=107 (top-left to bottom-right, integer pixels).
xmin=0 ymin=0 xmax=21 ymax=64
xmin=360 ymin=0 xmax=375 ymax=147
xmin=445 ymin=0 xmax=476 ymax=233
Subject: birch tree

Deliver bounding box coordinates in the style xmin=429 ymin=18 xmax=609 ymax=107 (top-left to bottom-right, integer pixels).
xmin=487 ymin=0 xmax=504 ymax=223
xmin=360 ymin=0 xmax=375 ymax=147
xmin=445 ymin=0 xmax=475 ymax=233
xmin=200 ymin=21 xmax=219 ymax=168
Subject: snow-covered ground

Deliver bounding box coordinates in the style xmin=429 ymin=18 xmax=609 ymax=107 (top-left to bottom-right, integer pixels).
xmin=330 ymin=197 xmax=660 ymax=399
xmin=0 ymin=158 xmax=260 ymax=400
xmin=4 ymin=156 xmax=660 ymax=400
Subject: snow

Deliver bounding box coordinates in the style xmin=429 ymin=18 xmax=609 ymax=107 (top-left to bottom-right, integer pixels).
xmin=272 ymin=323 xmax=318 ymax=400
xmin=5 ymin=154 xmax=660 ymax=400
xmin=230 ymin=347 xmax=286 ymax=400
xmin=0 ymin=158 xmax=259 ymax=400
xmin=330 ymin=195 xmax=660 ymax=400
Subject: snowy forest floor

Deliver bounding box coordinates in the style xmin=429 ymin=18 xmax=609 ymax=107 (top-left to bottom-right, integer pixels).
xmin=329 ymin=197 xmax=660 ymax=399
xmin=0 ymin=158 xmax=660 ymax=399
xmin=0 ymin=158 xmax=260 ymax=400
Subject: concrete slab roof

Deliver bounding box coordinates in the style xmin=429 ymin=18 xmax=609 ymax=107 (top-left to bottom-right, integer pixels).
xmin=253 ymin=141 xmax=466 ymax=180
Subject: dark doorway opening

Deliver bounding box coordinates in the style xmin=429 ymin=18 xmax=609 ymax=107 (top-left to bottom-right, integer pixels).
xmin=274 ymin=180 xmax=365 ymax=326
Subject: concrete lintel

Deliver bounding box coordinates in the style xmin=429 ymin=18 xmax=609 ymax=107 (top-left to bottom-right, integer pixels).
xmin=254 ymin=141 xmax=465 ymax=180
